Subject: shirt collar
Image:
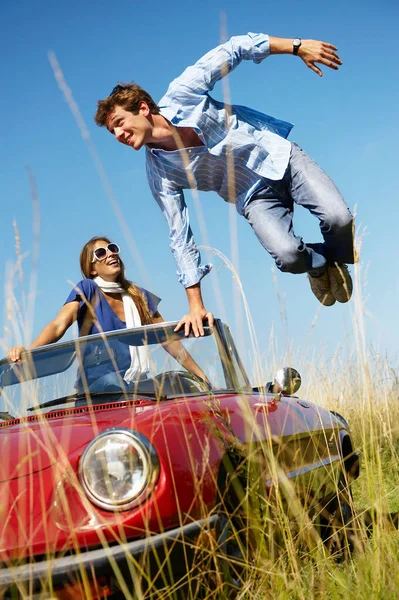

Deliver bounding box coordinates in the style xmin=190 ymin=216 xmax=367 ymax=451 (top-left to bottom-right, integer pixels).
xmin=159 ymin=105 xmax=178 ymax=124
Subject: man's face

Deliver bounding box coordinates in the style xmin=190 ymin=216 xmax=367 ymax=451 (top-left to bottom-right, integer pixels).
xmin=106 ymin=104 xmax=152 ymax=150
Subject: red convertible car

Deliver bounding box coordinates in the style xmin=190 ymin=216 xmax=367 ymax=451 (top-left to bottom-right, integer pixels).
xmin=0 ymin=320 xmax=359 ymax=598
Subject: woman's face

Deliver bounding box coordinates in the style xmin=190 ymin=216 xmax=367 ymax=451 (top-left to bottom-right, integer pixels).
xmin=89 ymin=239 xmax=122 ymax=281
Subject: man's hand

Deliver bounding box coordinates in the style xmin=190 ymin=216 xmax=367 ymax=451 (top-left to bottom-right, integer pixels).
xmin=174 ymin=309 xmax=215 ymax=338
xmin=298 ymin=39 xmax=342 ymax=77
xmin=269 ymin=36 xmax=342 ymax=77
xmin=177 ymin=282 xmax=214 ymax=337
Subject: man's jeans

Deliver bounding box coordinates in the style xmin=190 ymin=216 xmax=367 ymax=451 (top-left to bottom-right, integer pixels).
xmin=243 ymin=143 xmax=354 ymax=275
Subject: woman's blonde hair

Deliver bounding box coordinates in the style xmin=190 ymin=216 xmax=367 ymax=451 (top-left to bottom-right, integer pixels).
xmin=79 ymin=236 xmax=153 ymax=325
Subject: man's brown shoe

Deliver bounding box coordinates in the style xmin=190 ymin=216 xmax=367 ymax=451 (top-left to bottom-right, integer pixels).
xmin=308 ymin=271 xmax=336 ymax=306
xmin=328 ymin=263 xmax=353 ymax=303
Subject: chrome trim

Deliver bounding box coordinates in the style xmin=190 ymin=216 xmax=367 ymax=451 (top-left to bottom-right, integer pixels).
xmin=0 ymin=516 xmax=219 ymax=589
xmin=297 ymin=400 xmax=310 ymax=408
xmin=265 ymin=454 xmax=341 ymax=487
xmin=213 ymin=320 xmax=251 ymax=390
xmin=78 ymin=428 xmax=159 ymax=512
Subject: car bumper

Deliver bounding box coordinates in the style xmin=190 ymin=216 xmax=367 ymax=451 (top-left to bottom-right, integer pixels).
xmin=0 ymin=515 xmax=219 ymax=595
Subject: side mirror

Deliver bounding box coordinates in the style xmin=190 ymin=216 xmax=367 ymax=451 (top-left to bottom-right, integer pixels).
xmin=252 ymin=367 xmax=302 ymax=397
xmin=272 ymin=367 xmax=301 ymax=396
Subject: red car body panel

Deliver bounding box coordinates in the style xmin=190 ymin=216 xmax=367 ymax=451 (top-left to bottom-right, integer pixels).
xmin=0 ymin=392 xmax=342 ymax=561
xmin=0 ymin=321 xmax=358 ymax=597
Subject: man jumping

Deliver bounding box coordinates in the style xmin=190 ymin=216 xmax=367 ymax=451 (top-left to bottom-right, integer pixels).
xmin=95 ymin=33 xmax=355 ymax=336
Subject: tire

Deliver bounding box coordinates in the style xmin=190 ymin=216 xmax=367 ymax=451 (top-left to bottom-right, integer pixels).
xmin=213 ymin=454 xmax=267 ymax=597
xmin=317 ymin=477 xmax=356 ymax=560
xmin=215 ymin=512 xmax=249 ymax=596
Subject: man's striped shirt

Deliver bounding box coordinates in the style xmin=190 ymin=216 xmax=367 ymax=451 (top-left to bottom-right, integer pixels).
xmin=145 ymin=32 xmax=293 ymax=287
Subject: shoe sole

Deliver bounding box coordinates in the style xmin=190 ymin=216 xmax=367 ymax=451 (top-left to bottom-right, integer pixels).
xmin=328 ymin=266 xmax=353 ymax=303
xmin=308 ymin=275 xmax=336 ymax=306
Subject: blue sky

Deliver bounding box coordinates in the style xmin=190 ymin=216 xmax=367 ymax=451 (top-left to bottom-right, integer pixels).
xmin=1 ymin=0 xmax=398 ymax=381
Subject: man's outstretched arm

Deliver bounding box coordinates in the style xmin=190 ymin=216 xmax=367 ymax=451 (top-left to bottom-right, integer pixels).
xmin=169 ymin=33 xmax=342 ymax=97
xmin=147 ymin=159 xmax=214 ymax=336
xmin=269 ymin=36 xmax=342 ymax=77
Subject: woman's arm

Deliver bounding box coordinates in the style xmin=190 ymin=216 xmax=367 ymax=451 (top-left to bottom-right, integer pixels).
xmin=7 ymin=301 xmax=79 ymax=362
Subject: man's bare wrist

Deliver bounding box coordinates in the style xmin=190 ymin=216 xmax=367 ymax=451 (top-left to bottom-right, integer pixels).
xmin=186 ymin=283 xmax=205 ymax=311
xmin=269 ymin=36 xmax=301 ymax=56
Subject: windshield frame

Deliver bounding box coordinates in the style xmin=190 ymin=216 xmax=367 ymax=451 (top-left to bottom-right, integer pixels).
xmin=0 ymin=319 xmax=252 ymax=393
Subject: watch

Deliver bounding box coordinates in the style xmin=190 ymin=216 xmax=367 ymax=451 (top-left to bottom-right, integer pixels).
xmin=293 ymin=38 xmax=302 ymax=55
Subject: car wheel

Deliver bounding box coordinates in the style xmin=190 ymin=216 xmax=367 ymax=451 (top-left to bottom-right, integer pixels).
xmin=215 ymin=512 xmax=249 ymax=597
xmin=317 ymin=479 xmax=356 ymax=560
xmin=214 ymin=460 xmax=262 ymax=596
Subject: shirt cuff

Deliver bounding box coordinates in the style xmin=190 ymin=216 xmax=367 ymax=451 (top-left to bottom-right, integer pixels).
xmin=177 ymin=263 xmax=213 ymax=288
xmin=248 ymin=32 xmax=270 ymax=63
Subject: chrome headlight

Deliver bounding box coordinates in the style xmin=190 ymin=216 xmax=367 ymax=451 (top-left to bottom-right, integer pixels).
xmin=79 ymin=429 xmax=159 ymax=511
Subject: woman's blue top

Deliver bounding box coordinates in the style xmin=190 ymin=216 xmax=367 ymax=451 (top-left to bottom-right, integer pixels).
xmin=64 ymin=279 xmax=161 ymax=391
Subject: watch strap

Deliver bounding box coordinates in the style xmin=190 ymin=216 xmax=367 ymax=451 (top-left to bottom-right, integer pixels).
xmin=293 ymin=38 xmax=301 ymax=55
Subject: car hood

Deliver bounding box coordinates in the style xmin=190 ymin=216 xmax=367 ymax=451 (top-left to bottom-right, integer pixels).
xmin=0 ymin=399 xmax=155 ymax=482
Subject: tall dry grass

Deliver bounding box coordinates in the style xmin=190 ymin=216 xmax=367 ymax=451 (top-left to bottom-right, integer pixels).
xmin=1 ymin=31 xmax=399 ymax=600
xmin=2 ymin=231 xmax=399 ymax=600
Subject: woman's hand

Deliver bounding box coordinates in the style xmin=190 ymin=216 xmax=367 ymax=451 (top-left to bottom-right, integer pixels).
xmin=7 ymin=346 xmax=26 ymax=363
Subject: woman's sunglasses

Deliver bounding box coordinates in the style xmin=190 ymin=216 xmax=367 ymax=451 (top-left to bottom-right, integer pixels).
xmin=92 ymin=243 xmax=120 ymax=262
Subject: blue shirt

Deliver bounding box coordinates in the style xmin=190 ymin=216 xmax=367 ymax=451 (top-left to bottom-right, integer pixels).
xmin=65 ymin=279 xmax=161 ymax=390
xmin=146 ymin=32 xmax=294 ymax=288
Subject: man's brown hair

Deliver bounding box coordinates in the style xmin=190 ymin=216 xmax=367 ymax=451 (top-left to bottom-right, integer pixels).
xmin=94 ymin=83 xmax=160 ymax=127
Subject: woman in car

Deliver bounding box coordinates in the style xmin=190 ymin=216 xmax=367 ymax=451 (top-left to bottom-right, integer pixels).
xmin=7 ymin=236 xmax=209 ymax=392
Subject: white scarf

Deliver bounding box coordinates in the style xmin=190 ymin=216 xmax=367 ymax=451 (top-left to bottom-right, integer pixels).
xmin=93 ymin=277 xmax=149 ymax=383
